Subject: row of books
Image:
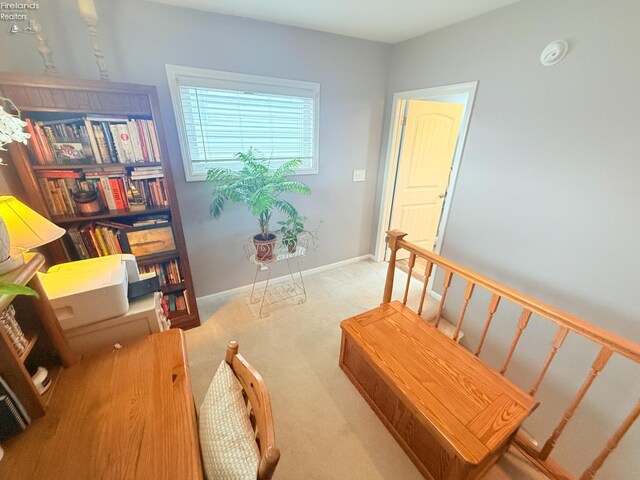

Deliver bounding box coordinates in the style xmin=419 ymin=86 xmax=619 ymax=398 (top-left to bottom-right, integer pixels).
xmin=24 ymin=115 xmax=162 ymax=165
xmin=139 ymin=259 xmax=183 ymax=287
xmin=66 ymin=216 xmax=172 ymax=260
xmin=67 ymin=222 xmax=125 ymax=259
xmin=36 ymin=167 xmax=169 ymax=217
xmin=163 ymin=291 xmax=188 ymax=314
xmin=0 ymin=376 xmax=31 ymax=441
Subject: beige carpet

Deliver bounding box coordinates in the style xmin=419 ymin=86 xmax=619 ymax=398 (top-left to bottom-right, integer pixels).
xmin=185 ymin=260 xmax=547 ymax=479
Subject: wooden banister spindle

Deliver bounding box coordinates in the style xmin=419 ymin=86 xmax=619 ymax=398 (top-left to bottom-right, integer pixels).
xmin=434 ymin=270 xmax=453 ymax=328
xmin=539 ymin=347 xmax=613 ymax=460
xmin=453 ymin=281 xmax=475 ymax=341
xmin=474 ymin=294 xmax=501 ymax=356
xmin=382 ymin=230 xmax=408 ymax=304
xmin=402 ymin=253 xmax=416 ymax=305
xmin=580 ymin=399 xmax=640 ymax=480
xmin=499 ymin=309 xmax=532 ymax=375
xmin=529 ymin=327 xmax=569 ymax=396
xmin=417 ymin=260 xmax=434 ymax=316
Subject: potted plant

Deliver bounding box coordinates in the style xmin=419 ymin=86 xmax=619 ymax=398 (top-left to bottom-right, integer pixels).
xmin=278 ymin=213 xmax=306 ymax=253
xmin=207 ymin=149 xmax=311 ymax=260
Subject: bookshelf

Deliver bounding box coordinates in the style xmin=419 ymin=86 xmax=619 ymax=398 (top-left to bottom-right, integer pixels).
xmin=0 ymin=73 xmax=200 ymax=329
xmin=0 ymin=253 xmax=79 ymax=420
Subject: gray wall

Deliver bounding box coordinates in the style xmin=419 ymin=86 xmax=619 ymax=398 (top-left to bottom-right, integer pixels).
xmin=0 ymin=0 xmax=391 ymax=296
xmin=382 ymin=0 xmax=639 ymax=477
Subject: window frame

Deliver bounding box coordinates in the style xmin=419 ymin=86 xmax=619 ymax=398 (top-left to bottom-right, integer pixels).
xmin=166 ymin=65 xmax=320 ymax=182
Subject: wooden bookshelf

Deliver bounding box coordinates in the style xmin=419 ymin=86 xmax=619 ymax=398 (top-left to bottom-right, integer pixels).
xmin=0 ymin=253 xmax=79 ymax=420
xmin=0 ymin=73 xmax=200 ymax=329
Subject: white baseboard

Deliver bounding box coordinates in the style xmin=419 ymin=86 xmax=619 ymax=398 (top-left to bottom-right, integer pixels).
xmin=197 ymin=254 xmax=373 ymax=304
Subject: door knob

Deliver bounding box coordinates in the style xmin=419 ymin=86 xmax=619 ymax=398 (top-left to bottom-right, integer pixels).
xmin=438 ymin=193 xmax=446 ymax=199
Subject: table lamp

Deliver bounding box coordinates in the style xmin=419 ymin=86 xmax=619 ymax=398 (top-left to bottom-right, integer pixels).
xmin=0 ymin=196 xmax=65 ymax=274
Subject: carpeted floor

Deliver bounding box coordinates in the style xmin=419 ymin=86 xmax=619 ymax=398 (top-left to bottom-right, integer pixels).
xmin=185 ymin=259 xmax=547 ymax=479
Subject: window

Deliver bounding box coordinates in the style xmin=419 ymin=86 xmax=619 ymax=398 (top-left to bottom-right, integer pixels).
xmin=166 ymin=65 xmax=320 ymax=181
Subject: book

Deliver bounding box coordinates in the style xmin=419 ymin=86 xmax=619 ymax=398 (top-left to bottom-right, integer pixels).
xmin=0 ymin=377 xmax=30 ymax=424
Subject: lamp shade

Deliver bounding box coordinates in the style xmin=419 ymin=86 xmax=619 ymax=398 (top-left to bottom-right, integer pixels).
xmin=0 ymin=196 xmax=65 ymax=252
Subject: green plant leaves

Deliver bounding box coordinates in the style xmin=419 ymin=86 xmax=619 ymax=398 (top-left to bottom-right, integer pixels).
xmin=0 ymin=282 xmax=37 ymax=297
xmin=206 ymin=148 xmax=311 ymax=235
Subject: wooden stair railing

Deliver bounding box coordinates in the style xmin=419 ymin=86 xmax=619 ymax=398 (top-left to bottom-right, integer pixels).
xmin=383 ymin=230 xmax=640 ymax=480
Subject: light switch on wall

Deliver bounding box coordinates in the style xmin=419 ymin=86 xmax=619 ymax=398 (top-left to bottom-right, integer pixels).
xmin=352 ymin=169 xmax=366 ymax=182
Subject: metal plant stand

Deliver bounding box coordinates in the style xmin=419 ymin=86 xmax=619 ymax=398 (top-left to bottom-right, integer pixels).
xmin=244 ymin=231 xmax=314 ymax=317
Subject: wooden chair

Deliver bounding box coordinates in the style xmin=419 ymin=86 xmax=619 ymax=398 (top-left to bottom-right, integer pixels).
xmin=225 ymin=341 xmax=281 ymax=480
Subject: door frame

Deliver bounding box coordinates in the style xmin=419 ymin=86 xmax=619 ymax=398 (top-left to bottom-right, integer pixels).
xmin=373 ymin=81 xmax=479 ymax=262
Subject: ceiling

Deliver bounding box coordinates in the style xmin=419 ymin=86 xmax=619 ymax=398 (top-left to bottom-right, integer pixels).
xmin=147 ymin=0 xmax=520 ymax=44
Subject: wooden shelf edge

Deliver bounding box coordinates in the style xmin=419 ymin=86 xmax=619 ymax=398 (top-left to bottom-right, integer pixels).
xmin=160 ymin=282 xmax=185 ymax=294
xmin=169 ymin=313 xmax=199 ymax=330
xmin=52 ymin=206 xmax=171 ymax=224
xmin=32 ymin=162 xmax=163 ymax=170
xmin=137 ymin=251 xmax=180 ymax=266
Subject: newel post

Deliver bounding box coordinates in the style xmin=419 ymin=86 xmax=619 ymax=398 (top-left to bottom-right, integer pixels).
xmin=382 ymin=230 xmax=408 ymax=304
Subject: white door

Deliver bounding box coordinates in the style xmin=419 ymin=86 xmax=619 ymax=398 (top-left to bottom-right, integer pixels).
xmin=389 ymin=100 xmax=464 ymax=255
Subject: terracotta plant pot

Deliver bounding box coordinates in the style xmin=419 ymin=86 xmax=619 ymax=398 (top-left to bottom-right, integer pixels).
xmin=253 ymin=233 xmax=277 ymax=261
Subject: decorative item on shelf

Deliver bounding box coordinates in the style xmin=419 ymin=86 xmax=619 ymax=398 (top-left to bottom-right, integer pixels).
xmin=30 ymin=366 xmax=51 ymax=395
xmin=0 ymin=305 xmax=27 ymax=355
xmin=72 ymin=190 xmax=103 ymax=216
xmin=0 ymin=196 xmax=66 ymax=274
xmin=207 ymin=148 xmax=311 ymax=261
xmin=0 ymin=97 xmax=30 ymax=165
xmin=278 ymin=213 xmax=307 ymax=253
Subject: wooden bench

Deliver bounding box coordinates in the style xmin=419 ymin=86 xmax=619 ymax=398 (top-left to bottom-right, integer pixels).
xmin=340 ymin=230 xmax=640 ymax=480
xmin=340 ymin=301 xmax=538 ymax=480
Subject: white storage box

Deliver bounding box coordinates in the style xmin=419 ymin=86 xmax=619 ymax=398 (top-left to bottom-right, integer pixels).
xmin=64 ymin=292 xmax=169 ymax=355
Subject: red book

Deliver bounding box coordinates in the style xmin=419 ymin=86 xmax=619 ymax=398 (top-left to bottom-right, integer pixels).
xmin=109 ymin=178 xmax=126 ymax=210
xmin=116 ymin=177 xmax=129 ymax=208
xmin=24 ymin=119 xmax=45 ymax=164
xmin=35 ymin=170 xmax=82 ymax=179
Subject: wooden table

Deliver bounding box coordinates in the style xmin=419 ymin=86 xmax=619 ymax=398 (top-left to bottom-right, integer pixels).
xmin=0 ymin=329 xmax=202 ymax=479
xmin=340 ymin=301 xmax=538 ymax=480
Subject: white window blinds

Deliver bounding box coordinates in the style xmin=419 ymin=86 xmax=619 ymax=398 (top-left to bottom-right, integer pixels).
xmin=167 ymin=66 xmax=319 ymax=181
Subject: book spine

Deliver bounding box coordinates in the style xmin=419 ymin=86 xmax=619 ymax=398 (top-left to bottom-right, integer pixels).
xmin=108 ymin=124 xmax=125 ymax=163
xmin=56 ymin=179 xmax=76 ymax=215
xmin=79 ymin=227 xmax=99 ymax=257
xmin=67 ymin=227 xmax=90 ymax=259
xmin=38 ymin=178 xmax=58 ymax=215
xmin=91 ymin=225 xmax=109 ymax=256
xmin=127 ymin=120 xmax=144 ymax=162
xmin=135 ymin=120 xmax=150 ymax=162
xmin=24 ymin=119 xmax=45 ymax=165
xmin=117 ymin=177 xmax=129 ymax=209
xmin=84 ymin=119 xmax=103 ymax=163
xmin=109 ymin=178 xmax=126 ymax=210
xmin=117 ymin=124 xmax=136 ymax=163
xmin=101 ymin=123 xmax=118 ymax=163
xmin=99 ymin=177 xmax=117 ymax=211
xmin=146 ymin=120 xmax=161 ymax=161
